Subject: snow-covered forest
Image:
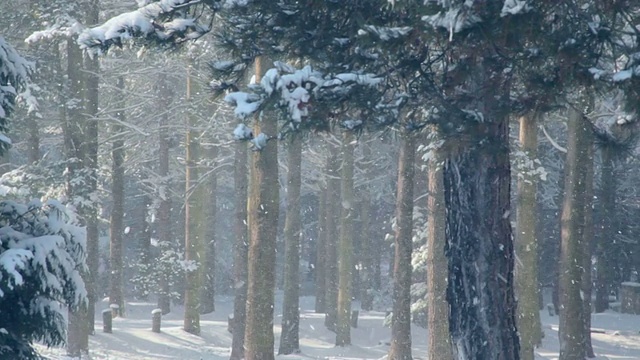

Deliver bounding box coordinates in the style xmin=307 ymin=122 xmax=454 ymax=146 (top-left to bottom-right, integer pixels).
xmin=1 ymin=1 xmax=640 ymax=360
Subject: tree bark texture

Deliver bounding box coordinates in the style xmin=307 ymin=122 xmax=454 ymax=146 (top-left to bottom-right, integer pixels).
xmin=314 ymin=186 xmax=327 ymax=313
xmin=388 ymin=133 xmax=415 ymax=360
xmin=230 ymin=121 xmax=249 ymax=360
xmin=336 ymin=131 xmax=355 ymax=346
xmin=156 ymin=74 xmax=173 ymax=315
xmin=558 ymin=107 xmax=589 ymax=360
xmin=65 ymin=38 xmax=89 ymax=357
xmin=426 ymin=132 xmax=452 ymax=360
xmin=595 ymin=145 xmax=615 ymax=313
xmin=515 ymin=114 xmax=542 ymax=360
xmin=183 ymin=65 xmax=203 ymax=335
xmin=443 ymin=118 xmax=520 ymax=360
xmin=279 ymin=135 xmax=303 ymax=355
xmin=581 ymin=130 xmax=595 ymax=358
xmin=200 ymin=143 xmax=218 ymax=315
xmin=244 ymin=56 xmax=280 ymax=360
xmin=324 ymin=144 xmax=341 ymax=332
xmin=359 ymin=143 xmax=374 ymax=311
xmin=109 ymin=76 xmax=126 ymax=317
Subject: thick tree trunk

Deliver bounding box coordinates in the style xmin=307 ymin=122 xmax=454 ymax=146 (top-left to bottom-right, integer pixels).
xmin=230 ymin=121 xmax=249 ymax=360
xmin=314 ymin=186 xmax=327 ymax=313
xmin=335 ymin=131 xmax=356 ymax=346
xmin=515 ymin=113 xmax=542 ymax=360
xmin=581 ymin=130 xmax=595 ymax=358
xmin=200 ymin=144 xmax=218 ymax=315
xmin=426 ymin=132 xmax=452 ymax=360
xmin=109 ymin=76 xmax=126 ymax=317
xmin=279 ymin=135 xmax=303 ymax=355
xmin=183 ymin=65 xmax=203 ymax=335
xmin=65 ymin=37 xmax=89 ymax=357
xmin=244 ymin=57 xmax=280 ymax=360
xmin=595 ymin=145 xmax=615 ymax=313
xmin=443 ymin=118 xmax=520 ymax=360
xmin=558 ymin=107 xmax=589 ymax=360
xmin=156 ymin=74 xmax=173 ymax=315
xmin=388 ymin=133 xmax=415 ymax=360
xmin=324 ymin=145 xmax=340 ymax=331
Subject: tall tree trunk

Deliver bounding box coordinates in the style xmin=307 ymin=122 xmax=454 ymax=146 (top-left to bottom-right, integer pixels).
xmin=156 ymin=74 xmax=173 ymax=315
xmin=426 ymin=131 xmax=452 ymax=360
xmin=244 ymin=56 xmax=280 ymax=360
xmin=279 ymin=135 xmax=303 ymax=355
xmin=183 ymin=64 xmax=203 ymax=335
xmin=84 ymin=2 xmax=101 ymax=332
xmin=388 ymin=133 xmax=415 ymax=360
xmin=26 ymin=114 xmax=39 ymax=163
xmin=138 ymin=194 xmax=152 ymax=298
xmin=109 ymin=76 xmax=125 ymax=317
xmin=314 ymin=186 xmax=327 ymax=313
xmin=558 ymin=107 xmax=589 ymax=360
xmin=230 ymin=121 xmax=249 ymax=360
xmin=581 ymin=130 xmax=595 ymax=358
xmin=65 ymin=37 xmax=89 ymax=357
xmin=336 ymin=131 xmax=355 ymax=346
xmin=443 ymin=118 xmax=520 ymax=360
xmin=359 ymin=142 xmax=374 ymax=311
xmin=200 ymin=143 xmax=218 ymax=315
xmin=324 ymin=144 xmax=340 ymax=331
xmin=515 ymin=113 xmax=542 ymax=360
xmin=595 ymin=145 xmax=615 ymax=313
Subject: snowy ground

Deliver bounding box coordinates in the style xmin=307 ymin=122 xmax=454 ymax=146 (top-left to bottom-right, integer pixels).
xmin=36 ymin=294 xmax=640 ymax=360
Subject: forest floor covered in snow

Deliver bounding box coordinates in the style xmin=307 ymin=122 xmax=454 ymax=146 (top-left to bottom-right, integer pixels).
xmin=36 ymin=294 xmax=640 ymax=360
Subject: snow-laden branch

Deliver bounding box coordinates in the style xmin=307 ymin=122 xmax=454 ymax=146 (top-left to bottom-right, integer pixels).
xmin=77 ymin=0 xmax=215 ymax=54
xmin=540 ymin=123 xmax=567 ymax=153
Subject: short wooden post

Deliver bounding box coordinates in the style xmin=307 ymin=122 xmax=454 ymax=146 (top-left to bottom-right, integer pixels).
xmin=547 ymin=303 xmax=555 ymax=317
xmin=102 ymin=309 xmax=112 ymax=333
xmin=227 ymin=314 xmax=234 ymax=334
xmin=110 ymin=303 xmax=120 ymax=318
xmin=351 ymin=310 xmax=359 ymax=328
xmin=152 ymin=308 xmax=162 ymax=333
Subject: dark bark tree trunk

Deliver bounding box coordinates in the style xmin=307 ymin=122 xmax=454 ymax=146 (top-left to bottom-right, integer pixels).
xmin=426 ymin=131 xmax=452 ymax=360
xmin=336 ymin=131 xmax=355 ymax=346
xmin=278 ymin=135 xmax=303 ymax=355
xmin=581 ymin=130 xmax=595 ymax=358
xmin=515 ymin=113 xmax=542 ymax=360
xmin=443 ymin=118 xmax=520 ymax=360
xmin=156 ymin=74 xmax=173 ymax=315
xmin=558 ymin=107 xmax=589 ymax=360
xmin=595 ymin=145 xmax=615 ymax=313
xmin=388 ymin=133 xmax=415 ymax=360
xmin=65 ymin=37 xmax=89 ymax=357
xmin=359 ymin=143 xmax=374 ymax=311
xmin=183 ymin=64 xmax=203 ymax=335
xmin=200 ymin=143 xmax=218 ymax=315
xmin=314 ymin=186 xmax=327 ymax=313
xmin=324 ymin=144 xmax=340 ymax=332
xmin=230 ymin=121 xmax=249 ymax=360
xmin=25 ymin=114 xmax=39 ymax=164
xmin=109 ymin=76 xmax=126 ymax=317
xmin=244 ymin=57 xmax=280 ymax=360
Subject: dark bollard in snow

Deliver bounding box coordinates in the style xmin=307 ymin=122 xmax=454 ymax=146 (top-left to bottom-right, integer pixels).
xmin=227 ymin=314 xmax=234 ymax=334
xmin=152 ymin=308 xmax=162 ymax=333
xmin=103 ymin=309 xmax=112 ymax=333
xmin=547 ymin=303 xmax=555 ymax=316
xmin=351 ymin=310 xmax=359 ymax=328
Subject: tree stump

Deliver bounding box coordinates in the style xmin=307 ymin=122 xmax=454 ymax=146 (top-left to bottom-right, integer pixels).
xmin=102 ymin=309 xmax=112 ymax=333
xmin=350 ymin=310 xmax=359 ymax=328
xmin=152 ymin=308 xmax=162 ymax=333
xmin=620 ymin=282 xmax=640 ymax=314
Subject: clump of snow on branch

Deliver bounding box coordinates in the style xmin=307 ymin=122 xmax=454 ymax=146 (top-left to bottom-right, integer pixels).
xmin=423 ymin=3 xmax=482 ymax=41
xmin=500 ymin=0 xmax=530 ymax=17
xmin=233 ymin=123 xmax=253 ymax=140
xmin=358 ymin=25 xmax=413 ymax=41
xmin=77 ymin=0 xmax=212 ymax=53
